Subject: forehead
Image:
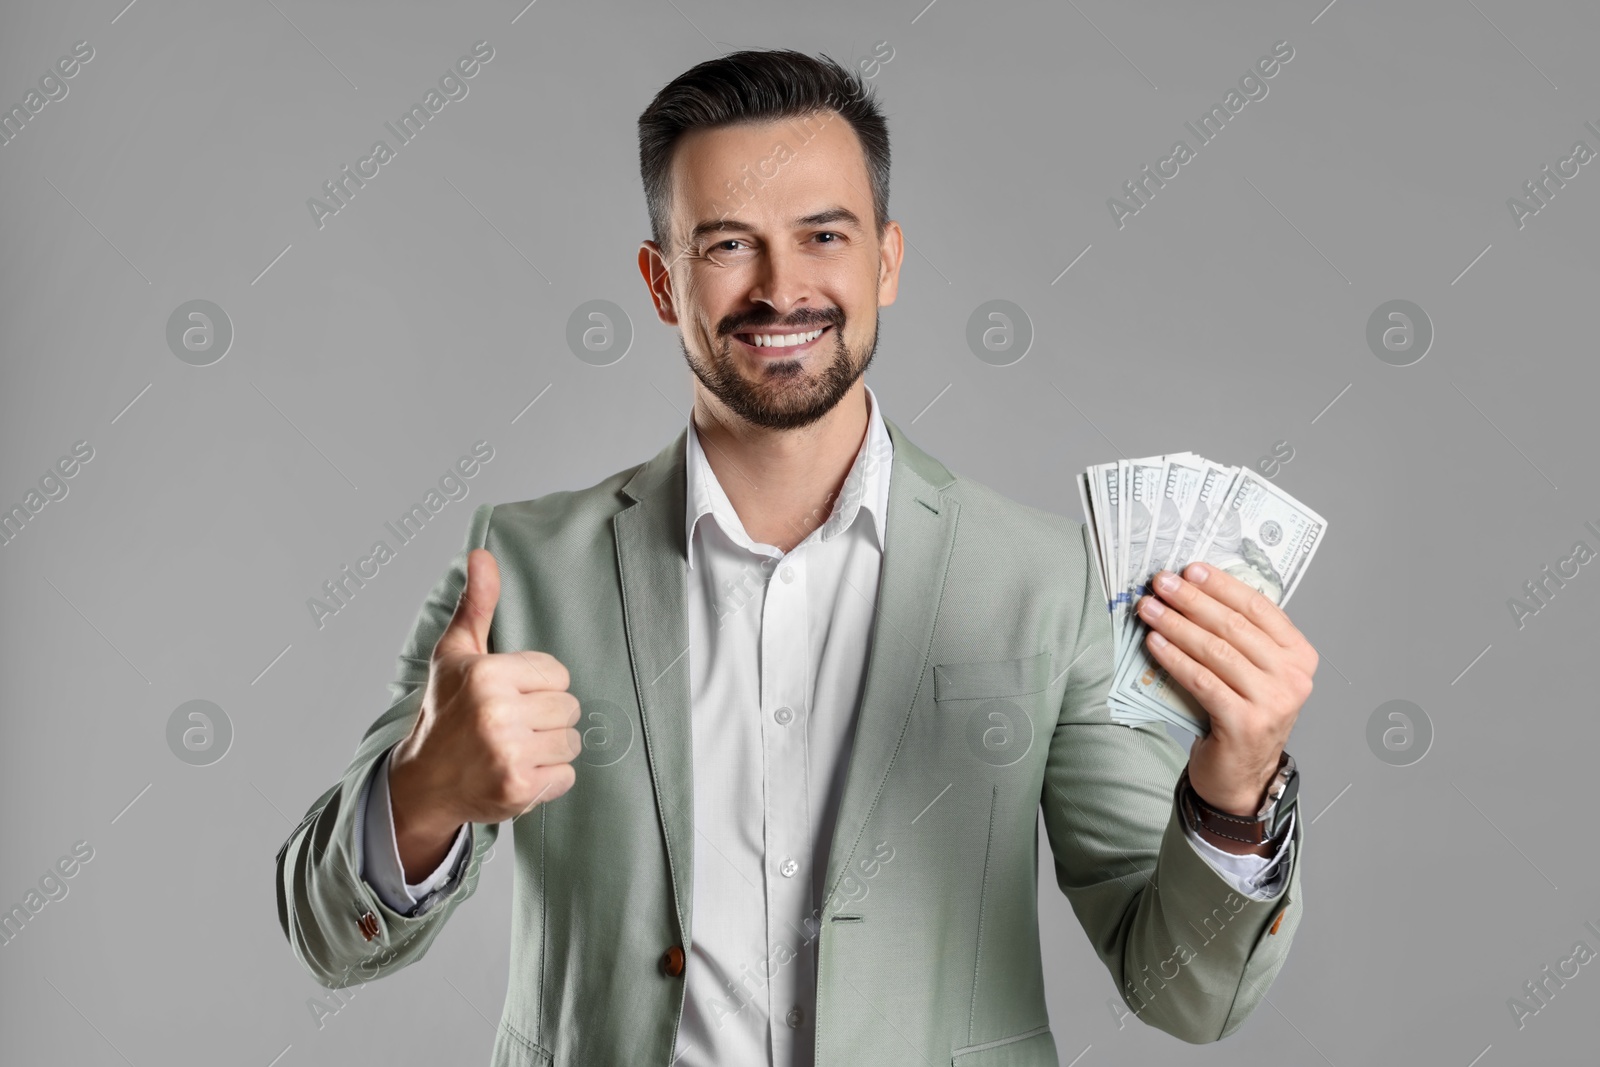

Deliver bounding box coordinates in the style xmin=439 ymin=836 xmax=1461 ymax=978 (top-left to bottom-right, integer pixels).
xmin=667 ymin=110 xmax=872 ymax=229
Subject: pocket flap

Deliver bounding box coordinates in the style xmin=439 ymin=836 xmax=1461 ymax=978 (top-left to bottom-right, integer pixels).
xmin=950 ymin=1023 xmax=1054 ymax=1064
xmin=934 ymin=650 xmax=1053 ymax=702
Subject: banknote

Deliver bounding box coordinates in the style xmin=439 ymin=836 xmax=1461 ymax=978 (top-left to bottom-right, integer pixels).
xmin=1111 ymin=454 xmax=1208 ymax=687
xmin=1079 ymin=454 xmax=1327 ymax=735
xmin=1113 ymin=457 xmax=1165 ymax=656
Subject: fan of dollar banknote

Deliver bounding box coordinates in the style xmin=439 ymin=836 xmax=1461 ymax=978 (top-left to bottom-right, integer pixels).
xmin=1076 ymin=453 xmax=1328 ymax=736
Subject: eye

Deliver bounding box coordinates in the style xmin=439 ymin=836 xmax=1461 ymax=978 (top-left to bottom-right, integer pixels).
xmin=814 ymin=232 xmax=842 ymax=244
xmin=713 ymin=239 xmax=747 ymax=252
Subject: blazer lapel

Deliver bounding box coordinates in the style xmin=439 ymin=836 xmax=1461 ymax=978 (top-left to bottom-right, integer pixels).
xmin=820 ymin=416 xmax=959 ymax=908
xmin=614 ymin=427 xmax=697 ymax=943
xmin=612 ymin=414 xmax=961 ymax=942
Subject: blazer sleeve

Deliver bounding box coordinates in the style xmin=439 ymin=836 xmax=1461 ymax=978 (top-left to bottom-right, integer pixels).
xmin=1039 ymin=521 xmax=1305 ymax=1043
xmin=274 ymin=503 xmax=503 ymax=989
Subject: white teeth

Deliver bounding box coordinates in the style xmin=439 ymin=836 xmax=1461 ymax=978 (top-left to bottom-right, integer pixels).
xmin=744 ymin=327 xmax=825 ymax=348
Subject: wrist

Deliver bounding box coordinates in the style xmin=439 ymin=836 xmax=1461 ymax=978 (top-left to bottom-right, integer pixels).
xmin=1178 ymin=752 xmax=1298 ymax=851
xmin=1191 ymin=779 xmax=1269 ymax=818
xmin=388 ymin=750 xmax=462 ymax=845
xmin=1189 ymin=760 xmax=1278 ymax=816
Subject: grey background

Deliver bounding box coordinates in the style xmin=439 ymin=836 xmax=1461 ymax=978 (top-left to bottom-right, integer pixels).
xmin=2 ymin=0 xmax=1596 ymax=1063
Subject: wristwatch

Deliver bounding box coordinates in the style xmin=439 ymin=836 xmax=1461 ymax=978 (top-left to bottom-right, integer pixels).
xmin=1177 ymin=751 xmax=1298 ymax=846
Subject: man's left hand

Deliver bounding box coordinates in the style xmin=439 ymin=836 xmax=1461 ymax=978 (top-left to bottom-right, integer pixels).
xmin=1135 ymin=561 xmax=1318 ymax=818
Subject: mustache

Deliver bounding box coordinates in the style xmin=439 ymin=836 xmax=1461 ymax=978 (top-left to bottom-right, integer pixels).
xmin=721 ymin=310 xmax=841 ymax=336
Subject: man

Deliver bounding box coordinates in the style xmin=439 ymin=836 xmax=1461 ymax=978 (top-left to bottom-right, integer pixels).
xmin=275 ymin=49 xmax=1315 ymax=1066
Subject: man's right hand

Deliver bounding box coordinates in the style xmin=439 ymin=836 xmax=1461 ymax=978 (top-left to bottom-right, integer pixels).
xmin=387 ymin=548 xmax=581 ymax=880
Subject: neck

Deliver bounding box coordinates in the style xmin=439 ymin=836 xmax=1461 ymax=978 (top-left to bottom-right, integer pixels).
xmin=690 ymin=382 xmax=870 ymax=553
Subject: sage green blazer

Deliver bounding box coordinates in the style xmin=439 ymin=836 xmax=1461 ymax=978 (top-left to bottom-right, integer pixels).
xmin=275 ymin=416 xmax=1304 ymax=1066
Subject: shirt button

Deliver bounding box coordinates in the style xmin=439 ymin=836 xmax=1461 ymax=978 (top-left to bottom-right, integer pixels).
xmin=780 ymin=566 xmax=795 ymax=583
xmin=774 ymin=706 xmax=793 ymax=725
xmin=786 ymin=1006 xmax=803 ymax=1028
xmin=780 ymin=858 xmax=798 ymax=877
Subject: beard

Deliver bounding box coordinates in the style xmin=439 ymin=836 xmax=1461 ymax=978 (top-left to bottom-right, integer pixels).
xmin=680 ymin=309 xmax=879 ymax=431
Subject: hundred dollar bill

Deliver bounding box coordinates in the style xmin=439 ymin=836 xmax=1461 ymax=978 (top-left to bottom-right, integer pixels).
xmin=1114 ymin=457 xmax=1166 ymax=655
xmin=1076 ymin=471 xmax=1110 ymax=606
xmin=1106 ymin=459 xmax=1247 ymax=732
xmin=1088 ymin=462 xmax=1121 ymax=613
xmin=1146 ymin=453 xmax=1209 ymax=577
xmin=1170 ymin=461 xmax=1237 ymax=577
xmin=1109 ymin=454 xmax=1213 ymax=702
xmin=1109 ymin=457 xmax=1183 ymax=673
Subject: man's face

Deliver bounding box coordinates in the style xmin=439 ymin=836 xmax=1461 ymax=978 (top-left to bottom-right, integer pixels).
xmin=639 ymin=110 xmax=902 ymax=431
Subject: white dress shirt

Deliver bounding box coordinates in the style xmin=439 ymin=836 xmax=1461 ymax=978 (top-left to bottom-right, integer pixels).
xmin=357 ymin=383 xmax=1291 ymax=1065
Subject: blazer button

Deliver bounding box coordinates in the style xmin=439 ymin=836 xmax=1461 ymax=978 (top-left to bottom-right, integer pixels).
xmin=660 ymin=944 xmax=686 ymax=977
xmin=356 ymin=911 xmax=379 ymax=942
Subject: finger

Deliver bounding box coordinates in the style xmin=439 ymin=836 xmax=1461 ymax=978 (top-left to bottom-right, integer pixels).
xmin=516 ymin=765 xmax=575 ymax=818
xmin=1137 ymin=592 xmax=1265 ymax=703
xmin=519 ymin=689 xmax=581 ymax=731
xmin=435 ymin=548 xmax=500 ymax=660
xmin=462 ymin=650 xmax=572 ymax=696
xmin=1142 ymin=624 xmax=1246 ymax=721
xmin=1148 ymin=569 xmax=1279 ymax=672
xmin=524 ymin=724 xmax=583 ymax=769
xmin=1182 ymin=561 xmax=1304 ymax=649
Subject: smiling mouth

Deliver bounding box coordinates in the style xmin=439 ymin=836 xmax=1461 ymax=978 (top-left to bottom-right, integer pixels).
xmin=732 ymin=324 xmax=833 ymax=354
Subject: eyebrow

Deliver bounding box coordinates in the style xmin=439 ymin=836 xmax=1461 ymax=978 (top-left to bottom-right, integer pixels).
xmin=687 ymin=206 xmax=864 ymax=246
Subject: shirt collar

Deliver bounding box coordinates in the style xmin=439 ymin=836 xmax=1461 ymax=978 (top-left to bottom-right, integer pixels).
xmin=685 ymin=383 xmax=892 ymax=568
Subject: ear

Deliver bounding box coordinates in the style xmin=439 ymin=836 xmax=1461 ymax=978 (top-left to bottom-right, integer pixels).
xmin=638 ymin=241 xmax=681 ymax=326
xmin=876 ymin=220 xmax=904 ymax=308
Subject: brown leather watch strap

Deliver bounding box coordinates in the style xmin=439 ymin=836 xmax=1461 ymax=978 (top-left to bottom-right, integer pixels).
xmin=1176 ymin=760 xmax=1293 ymax=846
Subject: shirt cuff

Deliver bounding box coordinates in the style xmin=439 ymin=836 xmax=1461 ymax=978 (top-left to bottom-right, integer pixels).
xmin=358 ymin=747 xmax=471 ymax=916
xmin=1181 ymin=807 xmax=1295 ymax=902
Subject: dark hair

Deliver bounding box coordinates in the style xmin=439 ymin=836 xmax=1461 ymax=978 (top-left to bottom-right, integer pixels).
xmin=637 ymin=49 xmax=890 ymax=254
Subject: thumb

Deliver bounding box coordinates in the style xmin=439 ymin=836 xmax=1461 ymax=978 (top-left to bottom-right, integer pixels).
xmin=435 ymin=548 xmax=500 ymax=659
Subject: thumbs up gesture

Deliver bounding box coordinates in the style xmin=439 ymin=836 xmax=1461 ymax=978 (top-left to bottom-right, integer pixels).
xmin=388 ymin=549 xmax=580 ymax=878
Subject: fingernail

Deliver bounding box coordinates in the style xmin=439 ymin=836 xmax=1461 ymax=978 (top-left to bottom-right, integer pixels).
xmin=1187 ymin=562 xmax=1209 ymax=582
xmin=1148 ymin=630 xmax=1169 ymax=648
xmin=1155 ymin=571 xmax=1180 ymax=592
xmin=1139 ymin=596 xmax=1165 ymax=619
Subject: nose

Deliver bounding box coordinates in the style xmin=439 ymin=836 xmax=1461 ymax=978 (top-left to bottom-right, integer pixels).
xmin=746 ymin=242 xmax=815 ymax=323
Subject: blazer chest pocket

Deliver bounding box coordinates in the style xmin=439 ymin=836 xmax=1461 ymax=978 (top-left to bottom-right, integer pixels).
xmin=933 ymin=650 xmax=1053 ymax=703
xmin=933 ymin=651 xmax=1054 ymax=769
